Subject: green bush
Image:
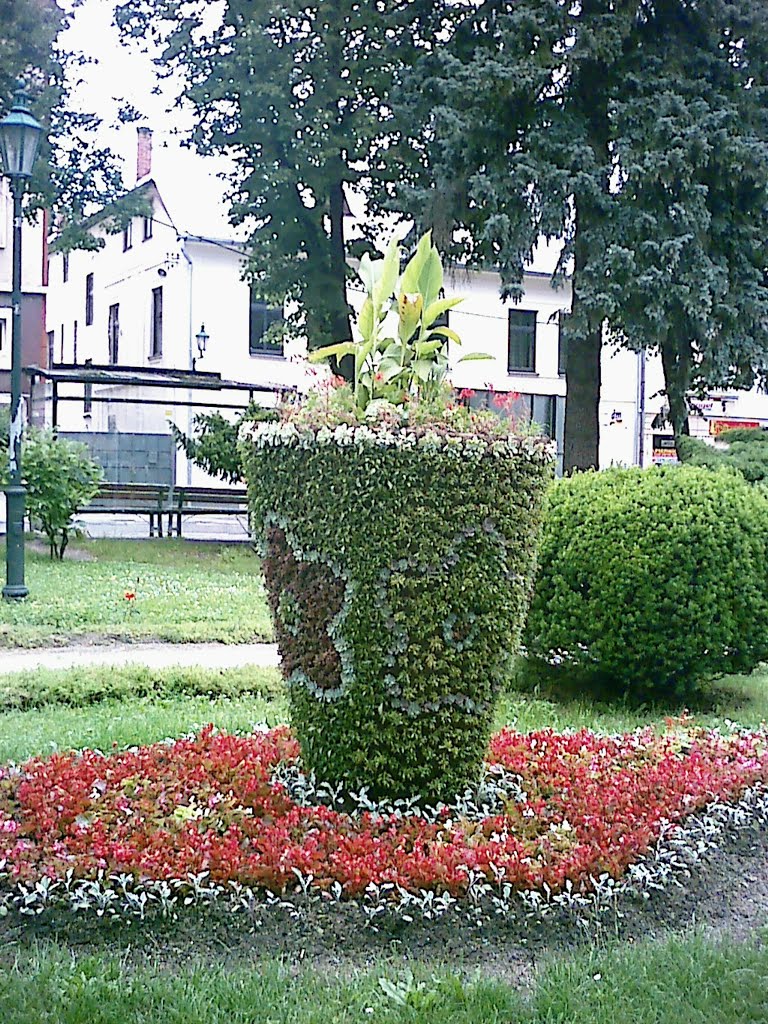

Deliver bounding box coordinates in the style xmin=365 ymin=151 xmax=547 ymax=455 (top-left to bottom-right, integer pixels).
xmin=172 ymin=405 xmax=277 ymax=483
xmin=523 ymin=466 xmax=768 ymax=701
xmin=24 ymin=429 xmax=103 ymax=559
xmin=243 ymin=428 xmax=552 ymax=802
xmin=678 ymin=428 xmax=768 ymax=484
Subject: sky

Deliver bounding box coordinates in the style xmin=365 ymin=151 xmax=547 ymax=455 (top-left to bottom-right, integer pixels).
xmin=58 ymin=0 xmax=237 ymax=238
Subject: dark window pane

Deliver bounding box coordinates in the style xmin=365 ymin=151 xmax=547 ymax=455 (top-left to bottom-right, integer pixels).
xmin=507 ymin=309 xmax=536 ymax=372
xmin=85 ymin=273 xmax=94 ymax=326
xmin=249 ymin=289 xmax=284 ymax=355
xmin=557 ymin=311 xmax=566 ymax=376
xmin=108 ymin=303 xmax=119 ymax=364
xmin=150 ymin=286 xmax=163 ymax=358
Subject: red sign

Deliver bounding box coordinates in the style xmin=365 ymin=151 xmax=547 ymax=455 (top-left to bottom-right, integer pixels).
xmin=708 ymin=419 xmax=761 ymax=437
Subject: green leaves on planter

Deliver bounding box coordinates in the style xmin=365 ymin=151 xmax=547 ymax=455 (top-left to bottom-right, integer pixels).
xmin=309 ymin=232 xmax=485 ymax=413
xmin=244 ymin=431 xmax=552 ymax=801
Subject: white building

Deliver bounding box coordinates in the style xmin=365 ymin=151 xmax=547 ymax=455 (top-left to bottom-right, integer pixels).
xmin=43 ymin=129 xmax=307 ymax=486
xmin=42 ymin=129 xmax=768 ymax=488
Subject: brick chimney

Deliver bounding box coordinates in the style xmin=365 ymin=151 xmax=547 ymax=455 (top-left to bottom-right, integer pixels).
xmin=136 ymin=127 xmax=153 ymax=181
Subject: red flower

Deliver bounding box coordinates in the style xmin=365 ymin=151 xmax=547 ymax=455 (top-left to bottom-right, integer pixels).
xmin=458 ymin=388 xmax=475 ymax=401
xmin=124 ymin=592 xmax=136 ymax=601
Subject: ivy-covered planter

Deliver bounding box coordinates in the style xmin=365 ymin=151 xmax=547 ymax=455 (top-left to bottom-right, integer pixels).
xmin=243 ymin=421 xmax=553 ymax=802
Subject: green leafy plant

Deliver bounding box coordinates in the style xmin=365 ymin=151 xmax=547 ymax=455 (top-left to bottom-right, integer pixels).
xmin=171 ymin=405 xmax=278 ymax=483
xmin=309 ymin=232 xmax=490 ymax=411
xmin=678 ymin=428 xmax=768 ymax=485
xmin=523 ymin=466 xmax=768 ymax=701
xmin=243 ymin=426 xmax=553 ymax=801
xmin=22 ymin=430 xmax=103 ymax=560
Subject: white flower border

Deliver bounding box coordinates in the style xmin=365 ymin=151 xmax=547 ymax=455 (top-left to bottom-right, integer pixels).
xmin=242 ymin=420 xmax=556 ymax=464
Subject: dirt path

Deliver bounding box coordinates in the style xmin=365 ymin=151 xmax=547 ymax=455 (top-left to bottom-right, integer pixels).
xmin=0 ymin=641 xmax=280 ymax=675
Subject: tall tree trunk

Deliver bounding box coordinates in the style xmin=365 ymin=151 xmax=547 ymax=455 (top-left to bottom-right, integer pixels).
xmin=563 ymin=201 xmax=602 ymax=472
xmin=563 ymin=327 xmax=602 ymax=472
xmin=562 ymin=7 xmax=610 ymax=473
xmin=660 ymin=334 xmax=692 ymax=447
xmin=328 ymin=166 xmax=354 ymax=380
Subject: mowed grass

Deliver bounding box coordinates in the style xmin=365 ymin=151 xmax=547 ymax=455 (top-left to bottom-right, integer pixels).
xmin=0 ymin=538 xmax=272 ymax=646
xmin=0 ymin=661 xmax=764 ymax=765
xmin=1 ymin=933 xmax=766 ymax=1024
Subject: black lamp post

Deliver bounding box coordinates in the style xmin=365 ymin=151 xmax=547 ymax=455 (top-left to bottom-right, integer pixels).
xmin=0 ymin=81 xmax=43 ymax=600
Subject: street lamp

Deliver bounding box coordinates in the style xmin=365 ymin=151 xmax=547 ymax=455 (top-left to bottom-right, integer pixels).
xmin=0 ymin=80 xmax=43 ymax=600
xmin=193 ymin=324 xmax=209 ymax=370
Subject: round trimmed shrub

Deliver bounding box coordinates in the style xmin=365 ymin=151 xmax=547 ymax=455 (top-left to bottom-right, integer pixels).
xmin=523 ymin=466 xmax=768 ymax=700
xmin=242 ymin=423 xmax=553 ymax=801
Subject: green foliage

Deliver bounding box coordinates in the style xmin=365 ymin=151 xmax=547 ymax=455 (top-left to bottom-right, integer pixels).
xmin=23 ymin=431 xmax=102 ymax=560
xmin=310 ymin=232 xmax=488 ymax=412
xmin=0 ymin=664 xmax=283 ymax=714
xmin=243 ymin=432 xmax=552 ymax=801
xmin=1 ymin=2 xmax=139 ymax=252
xmin=523 ymin=466 xmax=768 ymax=700
xmin=383 ymin=1 xmax=768 ymax=464
xmin=678 ymin=428 xmax=768 ymax=484
xmin=115 ymin=0 xmax=431 ymax=348
xmin=171 ymin=405 xmax=277 ymax=483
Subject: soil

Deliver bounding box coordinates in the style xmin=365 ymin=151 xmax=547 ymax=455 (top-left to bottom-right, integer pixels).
xmin=0 ymin=823 xmax=765 ymax=986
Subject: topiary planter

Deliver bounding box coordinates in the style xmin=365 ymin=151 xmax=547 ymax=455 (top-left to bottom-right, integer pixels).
xmin=243 ymin=422 xmax=553 ymax=801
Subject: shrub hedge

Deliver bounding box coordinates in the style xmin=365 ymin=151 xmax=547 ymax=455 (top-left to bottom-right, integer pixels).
xmin=243 ymin=423 xmax=553 ymax=801
xmin=523 ymin=466 xmax=768 ymax=700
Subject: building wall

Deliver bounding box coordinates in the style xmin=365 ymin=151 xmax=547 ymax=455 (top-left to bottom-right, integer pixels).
xmin=44 ymin=203 xmax=768 ymax=481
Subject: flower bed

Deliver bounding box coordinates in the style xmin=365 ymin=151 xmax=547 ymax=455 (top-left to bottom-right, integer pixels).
xmin=0 ymin=723 xmax=766 ymax=922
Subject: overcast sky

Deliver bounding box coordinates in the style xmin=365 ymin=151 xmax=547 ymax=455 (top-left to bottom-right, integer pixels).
xmin=58 ymin=0 xmax=237 ymax=237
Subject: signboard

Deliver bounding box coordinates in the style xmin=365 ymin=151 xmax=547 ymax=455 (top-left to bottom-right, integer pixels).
xmin=708 ymin=419 xmax=761 ymax=437
xmin=652 ymin=434 xmax=678 ymax=465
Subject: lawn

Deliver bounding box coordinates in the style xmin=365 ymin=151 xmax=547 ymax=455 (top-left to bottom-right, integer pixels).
xmin=0 ymin=643 xmax=765 ymax=1020
xmin=0 ymin=538 xmax=273 ymax=647
xmin=1 ymin=932 xmax=766 ymax=1023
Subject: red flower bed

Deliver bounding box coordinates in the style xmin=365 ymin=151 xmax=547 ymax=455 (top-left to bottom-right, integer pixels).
xmin=0 ymin=724 xmax=765 ymax=899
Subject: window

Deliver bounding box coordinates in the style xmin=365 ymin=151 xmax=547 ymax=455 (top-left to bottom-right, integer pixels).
xmin=85 ymin=273 xmax=94 ymax=326
xmin=557 ymin=311 xmax=566 ymax=376
xmin=59 ymin=324 xmax=65 ymax=364
xmin=249 ymin=289 xmax=284 ymax=355
xmin=84 ymin=358 xmax=93 ymax=415
xmin=150 ymin=286 xmax=163 ymax=359
xmin=73 ymin=321 xmax=78 ymax=364
xmin=507 ymin=308 xmax=536 ymax=372
xmin=0 ymin=318 xmax=6 ymax=353
xmin=108 ymin=303 xmax=120 ymax=364
xmin=46 ymin=331 xmax=54 ymax=368
xmin=62 ymin=253 xmax=69 ymax=283
xmin=142 ymin=216 xmax=153 ymax=241
xmin=532 ymin=394 xmax=557 ymax=440
xmin=122 ymin=221 xmax=133 ymax=251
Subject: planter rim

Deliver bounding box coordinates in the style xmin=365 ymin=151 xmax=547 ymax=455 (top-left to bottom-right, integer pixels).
xmin=243 ymin=419 xmax=555 ymax=463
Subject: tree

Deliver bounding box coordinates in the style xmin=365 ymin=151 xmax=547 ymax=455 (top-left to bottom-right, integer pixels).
xmin=116 ymin=0 xmax=436 ymax=348
xmin=1 ymin=0 xmax=144 ymax=252
xmin=381 ymin=1 xmax=768 ymax=468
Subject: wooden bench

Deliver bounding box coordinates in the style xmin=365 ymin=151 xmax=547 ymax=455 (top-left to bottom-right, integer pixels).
xmin=166 ymin=486 xmax=250 ymax=538
xmin=79 ymin=482 xmax=172 ymax=537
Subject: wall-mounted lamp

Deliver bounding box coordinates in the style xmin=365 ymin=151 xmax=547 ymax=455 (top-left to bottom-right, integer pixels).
xmin=157 ymin=267 xmax=167 ymax=278
xmin=193 ymin=324 xmax=209 ymax=371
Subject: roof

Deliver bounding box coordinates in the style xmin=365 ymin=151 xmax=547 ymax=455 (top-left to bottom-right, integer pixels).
xmin=24 ymin=364 xmax=292 ymax=395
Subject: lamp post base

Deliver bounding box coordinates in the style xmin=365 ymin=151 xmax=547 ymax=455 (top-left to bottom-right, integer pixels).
xmin=3 ymin=483 xmax=28 ymax=600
